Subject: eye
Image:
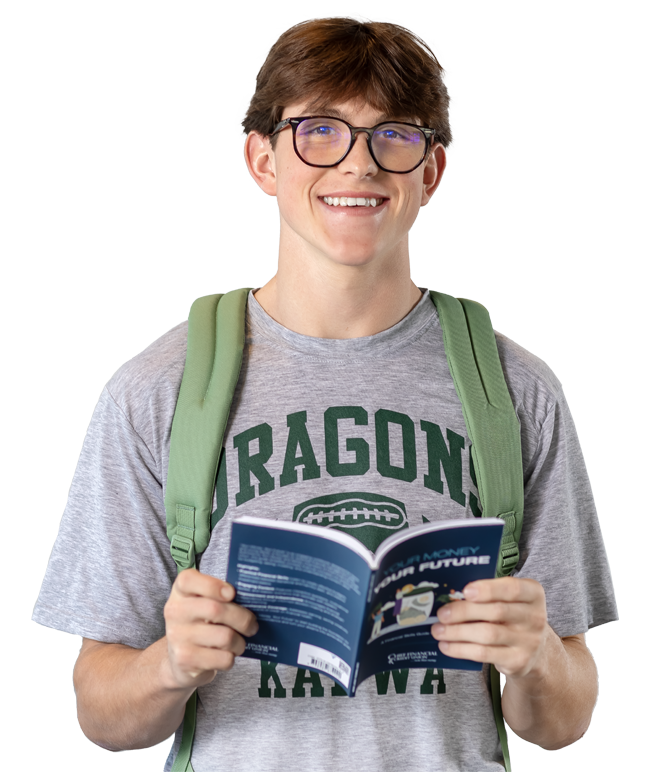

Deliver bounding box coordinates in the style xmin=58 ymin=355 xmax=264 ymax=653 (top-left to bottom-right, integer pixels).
xmin=310 ymin=124 xmax=337 ymax=136
xmin=373 ymin=124 xmax=424 ymax=146
xmin=377 ymin=128 xmax=406 ymax=141
xmin=297 ymin=119 xmax=347 ymax=141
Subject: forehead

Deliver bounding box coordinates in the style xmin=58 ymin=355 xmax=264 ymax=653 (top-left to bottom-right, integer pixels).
xmin=282 ymin=98 xmax=413 ymax=125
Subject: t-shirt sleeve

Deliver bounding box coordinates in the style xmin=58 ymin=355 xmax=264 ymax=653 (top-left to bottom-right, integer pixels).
xmin=499 ymin=338 xmax=618 ymax=638
xmin=32 ymin=386 xmax=177 ymax=649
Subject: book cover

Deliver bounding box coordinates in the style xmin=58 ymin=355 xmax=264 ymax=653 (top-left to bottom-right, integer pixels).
xmin=226 ymin=515 xmax=504 ymax=695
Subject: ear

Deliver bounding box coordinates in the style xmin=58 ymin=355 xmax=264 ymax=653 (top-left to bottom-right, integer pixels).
xmin=244 ymin=131 xmax=277 ymax=196
xmin=420 ymin=144 xmax=447 ymax=206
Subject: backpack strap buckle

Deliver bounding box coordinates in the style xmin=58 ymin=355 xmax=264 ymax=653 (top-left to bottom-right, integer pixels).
xmin=170 ymin=504 xmax=197 ymax=570
xmin=497 ymin=511 xmax=520 ymax=576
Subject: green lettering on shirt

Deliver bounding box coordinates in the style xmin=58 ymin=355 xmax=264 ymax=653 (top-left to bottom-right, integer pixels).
xmin=324 ymin=407 xmax=370 ymax=478
xmin=420 ymin=668 xmax=447 ymax=694
xmin=374 ymin=669 xmax=409 ymax=695
xmin=469 ymin=450 xmax=482 ymax=517
xmin=420 ymin=421 xmax=467 ymax=506
xmin=375 ymin=409 xmax=417 ymax=482
xmin=292 ymin=668 xmax=325 ymax=697
xmin=234 ymin=423 xmax=275 ymax=506
xmin=258 ymin=661 xmax=286 ymax=698
xmin=280 ymin=411 xmax=321 ymax=487
xmin=211 ymin=448 xmax=229 ymax=529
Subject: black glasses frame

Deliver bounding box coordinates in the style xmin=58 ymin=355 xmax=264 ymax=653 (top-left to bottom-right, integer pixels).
xmin=271 ymin=116 xmax=436 ymax=174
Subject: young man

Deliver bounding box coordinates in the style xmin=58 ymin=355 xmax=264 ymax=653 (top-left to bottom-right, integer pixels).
xmin=33 ymin=18 xmax=617 ymax=771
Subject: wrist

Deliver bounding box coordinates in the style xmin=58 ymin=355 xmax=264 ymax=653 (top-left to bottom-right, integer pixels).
xmin=150 ymin=636 xmax=197 ymax=697
xmin=504 ymin=623 xmax=561 ymax=695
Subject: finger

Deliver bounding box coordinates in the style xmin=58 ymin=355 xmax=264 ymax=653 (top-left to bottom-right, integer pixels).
xmin=172 ymin=641 xmax=238 ymax=675
xmin=437 ymin=599 xmax=548 ymax=637
xmin=169 ymin=631 xmax=245 ymax=680
xmin=463 ymin=577 xmax=544 ymax=604
xmin=435 ymin=639 xmax=505 ymax=665
xmin=432 ymin=621 xmax=512 ymax=647
xmin=176 ymin=596 xmax=259 ymax=637
xmin=190 ymin=622 xmax=249 ymax=656
xmin=435 ymin=639 xmax=535 ymax=676
xmin=165 ymin=590 xmax=259 ymax=636
xmin=174 ymin=568 xmax=236 ymax=602
xmin=437 ymin=599 xmax=531 ymax=626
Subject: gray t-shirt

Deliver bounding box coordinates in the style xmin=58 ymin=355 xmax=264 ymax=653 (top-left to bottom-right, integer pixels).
xmin=34 ymin=290 xmax=617 ymax=772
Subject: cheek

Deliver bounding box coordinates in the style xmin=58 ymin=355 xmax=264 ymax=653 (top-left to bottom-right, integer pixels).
xmin=275 ymin=180 xmax=317 ymax=235
xmin=408 ymin=195 xmax=424 ymax=221
xmin=391 ymin=188 xmax=421 ymax=226
xmin=276 ymin=160 xmax=305 ymax=199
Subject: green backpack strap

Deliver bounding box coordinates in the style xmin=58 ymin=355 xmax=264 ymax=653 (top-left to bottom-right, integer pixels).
xmin=165 ymin=288 xmax=251 ymax=570
xmin=431 ymin=290 xmax=524 ymax=772
xmin=430 ymin=291 xmax=524 ymax=569
xmin=165 ymin=288 xmax=251 ymax=772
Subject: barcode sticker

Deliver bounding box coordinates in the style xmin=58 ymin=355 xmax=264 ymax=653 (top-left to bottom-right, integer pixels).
xmin=297 ymin=643 xmax=351 ymax=688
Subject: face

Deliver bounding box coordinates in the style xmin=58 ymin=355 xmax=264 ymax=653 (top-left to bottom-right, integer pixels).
xmin=245 ymin=100 xmax=446 ymax=272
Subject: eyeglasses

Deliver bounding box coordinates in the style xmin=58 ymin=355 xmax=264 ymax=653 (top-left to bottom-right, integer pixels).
xmin=271 ymin=116 xmax=435 ymax=174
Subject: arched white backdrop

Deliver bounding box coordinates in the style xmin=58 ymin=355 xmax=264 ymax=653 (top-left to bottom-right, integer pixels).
xmin=41 ymin=158 xmax=650 ymax=537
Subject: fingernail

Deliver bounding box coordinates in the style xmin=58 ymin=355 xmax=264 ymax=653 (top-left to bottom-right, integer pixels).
xmin=438 ymin=606 xmax=451 ymax=621
xmin=221 ymin=584 xmax=235 ymax=601
xmin=431 ymin=624 xmax=445 ymax=637
xmin=439 ymin=641 xmax=449 ymax=652
xmin=464 ymin=586 xmax=478 ymax=600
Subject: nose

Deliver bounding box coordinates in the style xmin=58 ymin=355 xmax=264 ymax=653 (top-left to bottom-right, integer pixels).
xmin=338 ymin=130 xmax=378 ymax=177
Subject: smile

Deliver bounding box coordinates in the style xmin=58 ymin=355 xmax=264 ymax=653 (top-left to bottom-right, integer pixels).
xmin=322 ymin=196 xmax=385 ymax=207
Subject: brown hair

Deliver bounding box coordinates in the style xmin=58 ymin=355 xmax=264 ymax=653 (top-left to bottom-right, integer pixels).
xmin=242 ymin=18 xmax=452 ymax=148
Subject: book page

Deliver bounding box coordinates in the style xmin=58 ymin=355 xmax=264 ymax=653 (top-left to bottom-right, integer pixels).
xmin=227 ymin=520 xmax=373 ymax=690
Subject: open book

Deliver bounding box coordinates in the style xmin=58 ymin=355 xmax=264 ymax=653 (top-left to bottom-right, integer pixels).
xmin=226 ymin=515 xmax=504 ymax=696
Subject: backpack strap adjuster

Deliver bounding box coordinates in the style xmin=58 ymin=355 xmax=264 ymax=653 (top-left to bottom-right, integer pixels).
xmin=497 ymin=511 xmax=520 ymax=576
xmin=170 ymin=504 xmax=197 ymax=570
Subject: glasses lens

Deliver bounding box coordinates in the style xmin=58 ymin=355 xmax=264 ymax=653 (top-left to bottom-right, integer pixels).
xmin=293 ymin=119 xmax=428 ymax=171
xmin=371 ymin=123 xmax=426 ymax=172
xmin=295 ymin=118 xmax=351 ymax=166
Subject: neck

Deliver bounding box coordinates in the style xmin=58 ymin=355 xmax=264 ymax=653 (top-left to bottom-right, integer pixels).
xmin=254 ymin=236 xmax=422 ymax=339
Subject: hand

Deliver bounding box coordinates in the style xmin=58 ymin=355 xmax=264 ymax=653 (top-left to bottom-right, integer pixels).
xmin=163 ymin=568 xmax=259 ymax=689
xmin=431 ymin=577 xmax=549 ymax=678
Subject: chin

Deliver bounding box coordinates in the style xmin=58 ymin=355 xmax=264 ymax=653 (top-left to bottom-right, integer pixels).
xmin=329 ymin=252 xmax=379 ymax=268
xmin=322 ymin=242 xmax=382 ymax=267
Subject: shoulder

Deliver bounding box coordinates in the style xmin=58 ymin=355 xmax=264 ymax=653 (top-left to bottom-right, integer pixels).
xmin=495 ymin=331 xmax=563 ymax=434
xmin=493 ymin=332 xmax=575 ymax=478
xmin=104 ymin=321 xmax=188 ymax=439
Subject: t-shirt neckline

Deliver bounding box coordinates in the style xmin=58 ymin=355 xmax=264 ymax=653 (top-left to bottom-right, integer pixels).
xmin=247 ymin=288 xmax=437 ymax=358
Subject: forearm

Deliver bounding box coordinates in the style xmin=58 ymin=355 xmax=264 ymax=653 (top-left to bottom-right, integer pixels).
xmin=502 ymin=628 xmax=598 ymax=750
xmin=73 ymin=637 xmax=194 ymax=751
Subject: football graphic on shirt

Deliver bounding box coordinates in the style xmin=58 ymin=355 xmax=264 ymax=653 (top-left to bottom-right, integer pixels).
xmin=292 ymin=491 xmax=409 ymax=551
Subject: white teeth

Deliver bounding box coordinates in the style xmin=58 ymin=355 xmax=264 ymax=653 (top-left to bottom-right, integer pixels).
xmin=323 ymin=196 xmax=383 ymax=207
